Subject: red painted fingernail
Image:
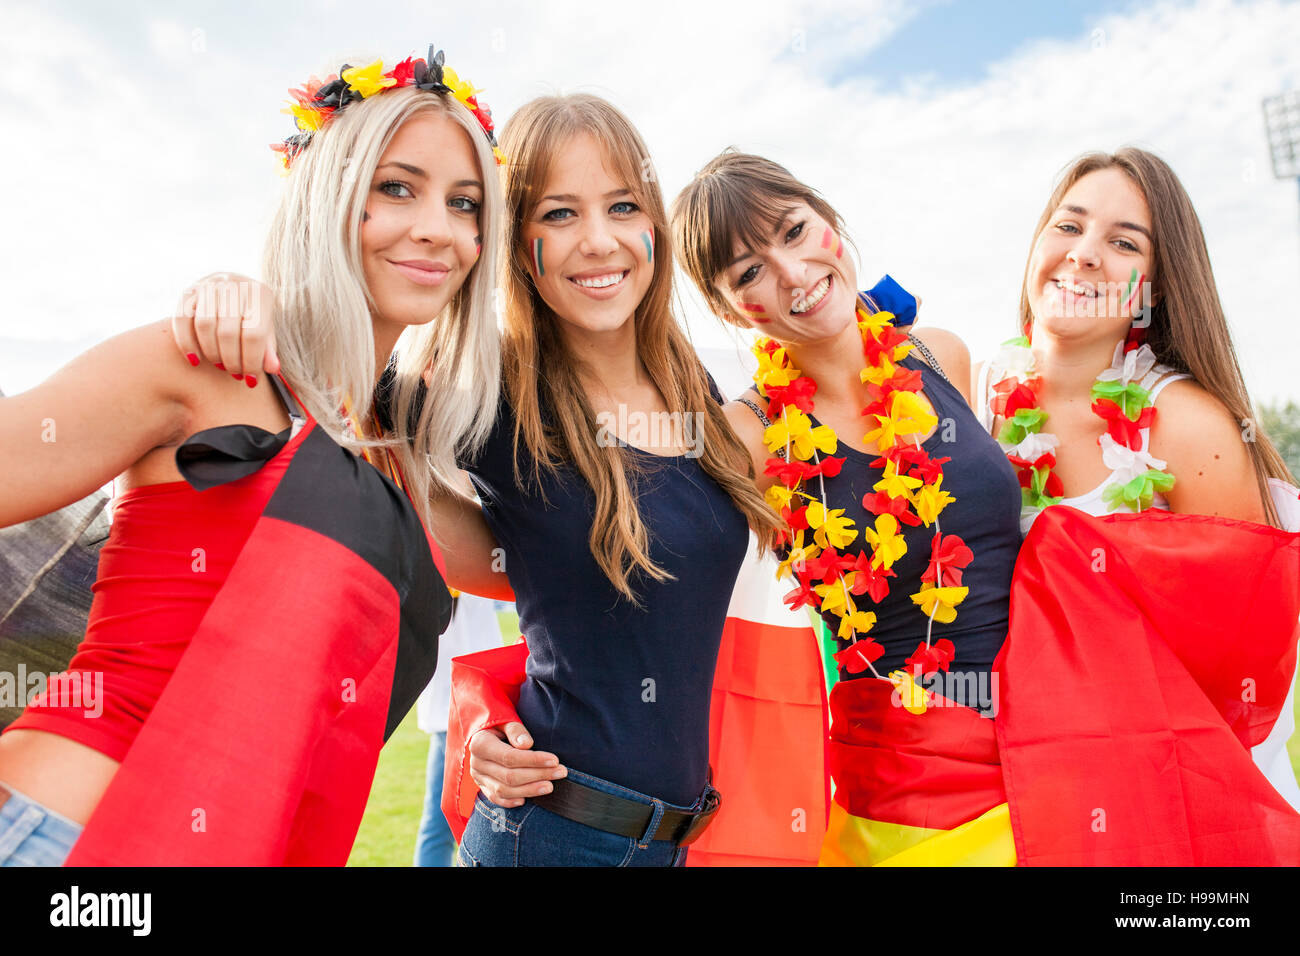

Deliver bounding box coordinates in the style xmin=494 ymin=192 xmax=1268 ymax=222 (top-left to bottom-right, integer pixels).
xmin=214 ymin=362 xmax=225 ymax=370
xmin=232 ymin=373 xmax=243 ymax=381
xmin=245 ymin=374 xmax=257 ymax=388
xmin=186 ymin=353 xmax=200 ymax=367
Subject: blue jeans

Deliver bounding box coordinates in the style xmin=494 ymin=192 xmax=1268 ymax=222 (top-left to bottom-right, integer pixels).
xmin=0 ymin=784 xmax=83 ymax=867
xmin=414 ymin=731 xmax=456 ymax=867
xmin=457 ymin=768 xmax=705 ymax=867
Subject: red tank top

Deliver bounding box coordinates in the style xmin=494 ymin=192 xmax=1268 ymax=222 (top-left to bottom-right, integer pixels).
xmin=5 ymin=416 xmax=310 ymax=761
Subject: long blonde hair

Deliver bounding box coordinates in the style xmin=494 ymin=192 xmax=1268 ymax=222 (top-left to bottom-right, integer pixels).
xmin=263 ymin=85 xmax=502 ymax=525
xmin=1019 ymin=148 xmax=1294 ymax=524
xmin=499 ymin=94 xmax=779 ymax=602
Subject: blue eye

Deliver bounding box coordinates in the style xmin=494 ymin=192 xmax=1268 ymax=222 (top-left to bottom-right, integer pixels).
xmin=542 ymin=207 xmax=574 ymax=222
xmin=611 ymin=200 xmax=639 ymax=215
xmin=450 ymin=196 xmax=481 ymax=212
xmin=1055 ymin=222 xmax=1080 ymax=234
xmin=378 ymin=180 xmax=413 ymax=199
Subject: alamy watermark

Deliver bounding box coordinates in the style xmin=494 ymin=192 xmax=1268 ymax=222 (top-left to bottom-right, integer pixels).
xmin=0 ymin=666 xmax=103 ymax=718
xmin=595 ymin=406 xmax=704 ymax=459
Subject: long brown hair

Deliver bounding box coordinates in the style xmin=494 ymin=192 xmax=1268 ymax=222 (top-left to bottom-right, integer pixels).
xmin=1018 ymin=148 xmax=1294 ymax=525
xmin=499 ymin=95 xmax=780 ymax=602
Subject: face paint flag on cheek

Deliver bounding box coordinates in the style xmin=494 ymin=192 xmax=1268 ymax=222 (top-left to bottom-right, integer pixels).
xmin=821 ymin=227 xmax=843 ymax=259
xmin=640 ymin=230 xmax=654 ymax=265
xmin=1122 ymin=268 xmax=1147 ymax=313
xmin=739 ymin=302 xmax=771 ymax=324
xmin=532 ymin=237 xmax=544 ymax=277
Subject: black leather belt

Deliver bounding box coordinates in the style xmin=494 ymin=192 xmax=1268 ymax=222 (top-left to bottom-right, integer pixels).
xmin=531 ymin=776 xmax=721 ymax=846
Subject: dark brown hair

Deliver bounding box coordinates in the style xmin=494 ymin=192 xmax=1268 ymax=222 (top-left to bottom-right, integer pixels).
xmin=672 ymin=149 xmax=848 ymax=324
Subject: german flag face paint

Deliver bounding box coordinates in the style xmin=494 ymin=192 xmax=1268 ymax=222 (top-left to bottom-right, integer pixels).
xmin=821 ymin=227 xmax=843 ymax=259
xmin=739 ymin=302 xmax=772 ymax=324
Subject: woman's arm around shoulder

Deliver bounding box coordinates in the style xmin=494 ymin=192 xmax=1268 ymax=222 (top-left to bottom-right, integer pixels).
xmin=910 ymin=325 xmax=973 ymax=407
xmin=427 ymin=479 xmax=515 ymax=601
xmin=1151 ymin=378 xmax=1267 ymax=524
xmin=0 ymin=320 xmax=212 ymax=528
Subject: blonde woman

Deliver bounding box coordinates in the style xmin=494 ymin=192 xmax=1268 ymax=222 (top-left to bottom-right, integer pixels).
xmin=182 ymin=95 xmax=788 ymax=867
xmin=0 ymin=47 xmax=505 ymax=866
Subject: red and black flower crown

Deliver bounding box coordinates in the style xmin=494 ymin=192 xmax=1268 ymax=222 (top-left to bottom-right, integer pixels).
xmin=272 ymin=44 xmax=503 ymax=170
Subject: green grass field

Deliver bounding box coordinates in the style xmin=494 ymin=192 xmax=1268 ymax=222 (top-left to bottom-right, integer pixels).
xmin=347 ymin=610 xmax=519 ymax=867
xmin=347 ymin=612 xmax=1300 ymax=866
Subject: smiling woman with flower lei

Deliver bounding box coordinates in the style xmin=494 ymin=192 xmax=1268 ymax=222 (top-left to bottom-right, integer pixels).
xmin=673 ymin=151 xmax=1026 ymax=866
xmin=981 ymin=148 xmax=1300 ymax=864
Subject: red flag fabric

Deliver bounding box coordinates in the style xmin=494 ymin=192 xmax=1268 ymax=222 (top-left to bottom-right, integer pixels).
xmin=442 ymin=640 xmax=529 ymax=843
xmin=995 ymin=506 xmax=1300 ymax=866
xmin=65 ymin=420 xmax=450 ymax=865
xmin=828 ymin=676 xmax=1004 ymax=832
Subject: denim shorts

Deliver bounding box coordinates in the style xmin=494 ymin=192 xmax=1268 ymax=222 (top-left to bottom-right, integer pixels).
xmin=458 ymin=768 xmax=710 ymax=867
xmin=0 ymin=784 xmax=83 ymax=867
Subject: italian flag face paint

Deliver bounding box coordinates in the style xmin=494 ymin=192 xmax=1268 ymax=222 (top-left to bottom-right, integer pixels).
xmin=1121 ymin=268 xmax=1146 ymax=313
xmin=640 ymin=230 xmax=654 ymax=265
xmin=821 ymin=227 xmax=843 ymax=259
xmin=532 ymin=237 xmax=544 ymax=277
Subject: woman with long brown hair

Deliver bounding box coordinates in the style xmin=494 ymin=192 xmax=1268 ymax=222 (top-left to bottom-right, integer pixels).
xmin=980 ymin=148 xmax=1300 ymax=856
xmin=176 ymin=94 xmax=786 ymax=866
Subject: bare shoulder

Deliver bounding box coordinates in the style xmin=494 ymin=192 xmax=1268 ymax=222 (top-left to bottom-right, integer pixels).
xmin=1150 ymin=378 xmax=1245 ymax=457
xmin=722 ymin=389 xmax=767 ymax=445
xmin=1151 ymin=377 xmax=1265 ymax=522
xmin=909 ymin=326 xmax=972 ymax=406
xmin=722 ymin=390 xmax=773 ymax=488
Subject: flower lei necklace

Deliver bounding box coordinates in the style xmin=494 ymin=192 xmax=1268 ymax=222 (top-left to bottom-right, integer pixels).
xmin=753 ymin=304 xmax=974 ymax=716
xmin=986 ymin=318 xmax=1175 ymax=526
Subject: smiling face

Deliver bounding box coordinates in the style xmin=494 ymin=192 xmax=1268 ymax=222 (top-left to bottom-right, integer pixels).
xmin=360 ymin=109 xmax=484 ymax=336
xmin=1026 ymin=166 xmax=1156 ymax=342
xmin=521 ymin=133 xmax=655 ymax=341
xmin=715 ymin=202 xmax=859 ymax=348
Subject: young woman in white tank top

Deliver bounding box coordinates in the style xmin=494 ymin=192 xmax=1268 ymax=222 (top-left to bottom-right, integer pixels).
xmin=978 ymin=148 xmax=1300 ymax=815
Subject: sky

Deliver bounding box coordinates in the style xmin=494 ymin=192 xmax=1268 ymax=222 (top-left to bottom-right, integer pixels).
xmin=1 ymin=0 xmax=1298 ymax=403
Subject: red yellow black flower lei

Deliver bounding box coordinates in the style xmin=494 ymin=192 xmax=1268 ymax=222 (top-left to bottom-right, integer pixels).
xmin=754 ymin=304 xmax=973 ymax=715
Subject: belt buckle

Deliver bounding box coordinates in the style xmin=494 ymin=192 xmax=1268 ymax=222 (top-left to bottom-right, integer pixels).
xmin=675 ymin=787 xmax=721 ymax=846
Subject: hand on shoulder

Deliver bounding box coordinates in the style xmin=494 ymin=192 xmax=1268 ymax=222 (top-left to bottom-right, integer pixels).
xmin=1151 ymin=378 xmax=1267 ymax=523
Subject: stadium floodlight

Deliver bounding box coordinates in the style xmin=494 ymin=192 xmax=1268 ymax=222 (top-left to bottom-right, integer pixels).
xmin=1263 ymin=91 xmax=1300 ymax=180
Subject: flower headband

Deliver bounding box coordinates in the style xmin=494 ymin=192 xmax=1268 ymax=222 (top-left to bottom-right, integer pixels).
xmin=272 ymin=44 xmax=504 ymax=170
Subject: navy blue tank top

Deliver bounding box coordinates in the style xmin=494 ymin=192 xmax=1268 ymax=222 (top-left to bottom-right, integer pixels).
xmin=462 ymin=397 xmax=748 ymax=806
xmin=766 ymin=351 xmax=1021 ymax=715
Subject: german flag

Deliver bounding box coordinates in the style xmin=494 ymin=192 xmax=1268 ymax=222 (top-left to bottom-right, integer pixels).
xmin=66 ymin=387 xmax=451 ymax=866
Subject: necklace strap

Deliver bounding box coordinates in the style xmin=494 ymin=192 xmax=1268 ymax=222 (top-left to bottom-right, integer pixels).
xmin=736 ymin=396 xmax=786 ymax=461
